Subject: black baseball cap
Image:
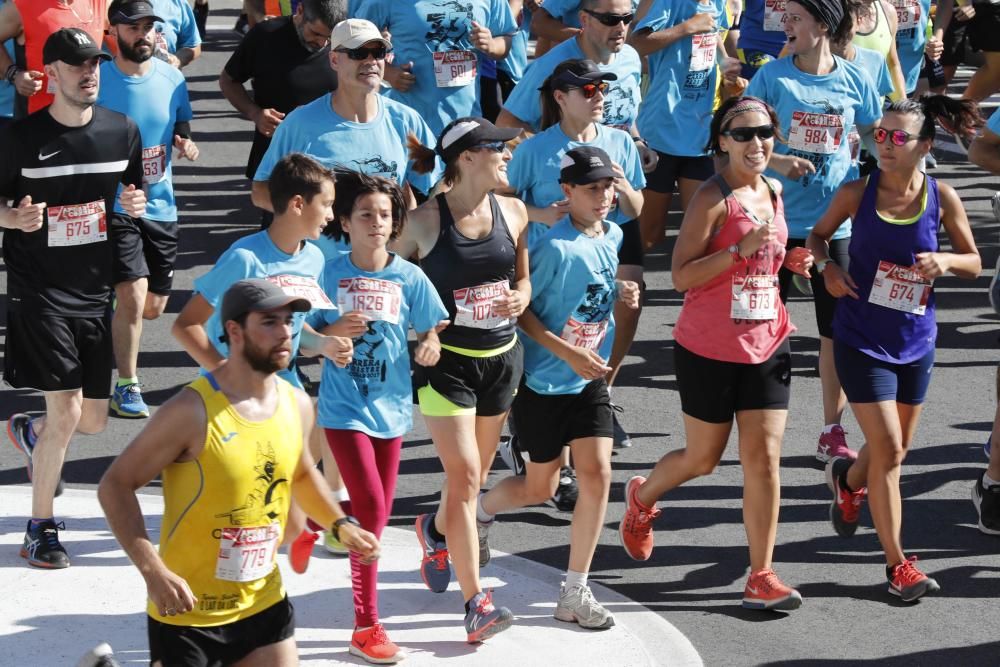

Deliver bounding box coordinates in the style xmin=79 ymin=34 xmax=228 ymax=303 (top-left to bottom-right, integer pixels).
xmin=559 ymin=146 xmax=617 ymax=185
xmin=108 ymin=0 xmax=164 ymax=25
xmin=540 ymin=58 xmax=617 ymax=91
xmin=219 ymin=279 xmax=311 ymax=341
xmin=437 ymin=116 xmax=522 ymax=161
xmin=42 ymin=28 xmax=111 ymax=66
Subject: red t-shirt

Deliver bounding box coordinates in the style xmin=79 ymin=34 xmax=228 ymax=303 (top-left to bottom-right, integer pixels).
xmin=15 ymin=0 xmax=107 ymax=114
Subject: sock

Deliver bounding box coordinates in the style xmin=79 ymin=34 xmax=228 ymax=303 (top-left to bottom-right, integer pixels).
xmin=427 ymin=514 xmax=446 ymax=544
xmin=332 ymin=486 xmax=350 ymax=503
xmin=463 ymin=594 xmax=478 ymax=615
xmin=117 ymin=376 xmax=138 ymax=388
xmin=29 ymin=517 xmax=53 ymax=528
xmin=564 ymin=570 xmax=588 ymax=590
xmin=823 ymin=424 xmax=839 ymax=434
xmin=476 ymin=492 xmax=494 ymax=524
xmin=983 ymin=472 xmax=1000 ymax=489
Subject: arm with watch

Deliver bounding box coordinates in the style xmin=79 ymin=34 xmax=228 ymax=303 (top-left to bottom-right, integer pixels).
xmin=805 ymin=179 xmax=867 ymax=300
xmin=631 ymin=134 xmax=660 ymax=174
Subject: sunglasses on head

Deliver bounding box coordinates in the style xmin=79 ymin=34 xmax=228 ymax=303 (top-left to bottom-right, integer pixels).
xmin=872 ymin=127 xmax=921 ymax=146
xmin=721 ymin=125 xmax=775 ymax=142
xmin=471 ymin=141 xmax=507 ymax=153
xmin=565 ymin=81 xmax=610 ymax=99
xmin=583 ymin=9 xmax=635 ymax=25
xmin=336 ymin=45 xmax=391 ymax=61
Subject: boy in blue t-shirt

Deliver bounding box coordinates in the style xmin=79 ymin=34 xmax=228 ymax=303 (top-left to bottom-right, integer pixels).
xmin=477 ymin=146 xmax=639 ymax=630
xmin=99 ymin=0 xmax=199 ymax=418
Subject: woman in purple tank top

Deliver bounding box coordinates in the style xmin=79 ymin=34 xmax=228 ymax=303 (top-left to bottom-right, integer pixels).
xmin=807 ymin=95 xmax=982 ymax=602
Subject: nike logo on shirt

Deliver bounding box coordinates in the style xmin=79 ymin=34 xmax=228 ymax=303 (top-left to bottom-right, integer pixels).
xmin=38 ymin=151 xmax=61 ymax=161
xmin=221 ymin=432 xmax=237 ymax=442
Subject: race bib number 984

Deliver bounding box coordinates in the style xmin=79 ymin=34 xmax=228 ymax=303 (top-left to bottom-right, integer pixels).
xmin=787 ymin=111 xmax=844 ymax=155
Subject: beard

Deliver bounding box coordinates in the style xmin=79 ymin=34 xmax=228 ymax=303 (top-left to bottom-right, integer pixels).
xmin=294 ymin=20 xmax=322 ymax=53
xmin=117 ymin=35 xmax=154 ymax=63
xmin=242 ymin=337 xmax=290 ymax=374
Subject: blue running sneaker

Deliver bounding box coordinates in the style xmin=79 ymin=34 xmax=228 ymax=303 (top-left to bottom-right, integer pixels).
xmin=7 ymin=414 xmax=64 ymax=497
xmin=415 ymin=513 xmax=451 ymax=593
xmin=464 ymin=590 xmax=513 ymax=643
xmin=21 ymin=519 xmax=70 ymax=569
xmin=110 ymin=383 xmax=149 ymax=418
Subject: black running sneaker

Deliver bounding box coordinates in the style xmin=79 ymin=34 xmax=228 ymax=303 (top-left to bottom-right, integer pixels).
xmin=551 ymin=466 xmax=579 ymax=512
xmin=971 ymin=473 xmax=1000 ymax=536
xmin=21 ymin=519 xmax=70 ymax=569
xmin=825 ymin=457 xmax=866 ymax=538
xmin=193 ymin=1 xmax=208 ymax=40
xmin=7 ymin=414 xmax=64 ymax=497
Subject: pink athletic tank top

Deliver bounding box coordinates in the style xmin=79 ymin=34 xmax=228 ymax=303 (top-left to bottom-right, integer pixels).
xmin=673 ymin=175 xmax=795 ymax=364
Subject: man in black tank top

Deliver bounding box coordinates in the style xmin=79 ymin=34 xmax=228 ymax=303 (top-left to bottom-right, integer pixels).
xmin=1 ymin=28 xmax=144 ymax=570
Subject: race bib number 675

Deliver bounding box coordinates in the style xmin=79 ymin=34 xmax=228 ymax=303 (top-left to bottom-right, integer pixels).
xmin=46 ymin=200 xmax=107 ymax=247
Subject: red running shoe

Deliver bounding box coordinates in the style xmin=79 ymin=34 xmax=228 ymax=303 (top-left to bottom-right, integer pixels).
xmin=742 ymin=568 xmax=803 ymax=611
xmin=289 ymin=529 xmax=318 ymax=574
xmin=816 ymin=425 xmax=858 ymax=463
xmin=350 ymin=623 xmax=404 ymax=664
xmin=619 ymin=476 xmax=661 ymax=561
xmin=826 ymin=457 xmax=866 ymax=537
xmin=888 ymin=556 xmax=940 ymax=602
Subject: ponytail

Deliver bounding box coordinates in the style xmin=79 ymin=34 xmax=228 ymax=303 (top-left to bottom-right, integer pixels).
xmin=886 ymin=95 xmax=984 ymax=142
xmin=407 ymin=132 xmax=438 ymax=175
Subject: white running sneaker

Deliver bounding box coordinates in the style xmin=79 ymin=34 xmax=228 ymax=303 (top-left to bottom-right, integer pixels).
xmin=554 ymin=583 xmax=615 ymax=629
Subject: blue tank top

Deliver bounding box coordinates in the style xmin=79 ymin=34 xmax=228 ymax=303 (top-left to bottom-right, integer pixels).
xmin=420 ymin=192 xmax=517 ymax=350
xmin=832 ymin=170 xmax=940 ymax=364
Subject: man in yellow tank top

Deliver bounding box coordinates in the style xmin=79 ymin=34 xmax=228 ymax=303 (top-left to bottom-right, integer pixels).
xmin=99 ymin=279 xmax=380 ymax=667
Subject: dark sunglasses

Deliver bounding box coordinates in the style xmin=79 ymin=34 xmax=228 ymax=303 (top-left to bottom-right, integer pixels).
xmin=336 ymin=46 xmax=391 ymax=61
xmin=471 ymin=141 xmax=507 ymax=153
xmin=721 ymin=125 xmax=776 ymax=142
xmin=565 ymin=81 xmax=610 ymax=99
xmin=583 ymin=9 xmax=635 ymax=25
xmin=873 ymin=127 xmax=921 ymax=146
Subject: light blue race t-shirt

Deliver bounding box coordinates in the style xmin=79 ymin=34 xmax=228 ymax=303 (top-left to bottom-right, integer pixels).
xmin=849 ymin=45 xmax=894 ymax=98
xmin=987 ymin=108 xmax=1000 ymax=136
xmin=98 ymin=58 xmax=193 ymax=222
xmin=502 ymin=36 xmax=643 ymax=132
xmin=0 ymin=38 xmax=15 ymax=118
xmin=309 ymin=253 xmax=447 ymax=437
xmin=497 ymin=16 xmax=529 ymax=83
xmin=746 ymin=55 xmax=882 ymax=239
xmin=193 ymin=231 xmax=331 ymax=388
xmin=152 ymin=0 xmax=202 ymax=53
xmin=507 ymin=123 xmax=645 ymax=247
xmin=309 ymin=234 xmax=351 ymax=263
xmin=254 ymin=93 xmax=440 ymax=194
xmin=635 ymin=0 xmax=730 ymax=157
xmin=521 ymin=217 xmax=622 ymax=395
xmin=893 ymin=0 xmax=930 ymax=94
xmin=355 ymin=0 xmax=517 ymax=135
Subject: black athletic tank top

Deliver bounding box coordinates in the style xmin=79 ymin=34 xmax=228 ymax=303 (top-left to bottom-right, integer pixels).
xmin=421 ymin=192 xmax=517 ymax=349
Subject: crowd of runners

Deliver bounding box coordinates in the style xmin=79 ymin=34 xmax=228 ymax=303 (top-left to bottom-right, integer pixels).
xmin=1 ymin=0 xmax=1000 ymax=664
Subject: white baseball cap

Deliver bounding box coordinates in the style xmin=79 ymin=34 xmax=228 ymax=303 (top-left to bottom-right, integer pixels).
xmin=330 ymin=18 xmax=391 ymax=50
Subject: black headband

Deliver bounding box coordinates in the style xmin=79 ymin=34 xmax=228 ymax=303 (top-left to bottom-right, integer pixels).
xmin=791 ymin=0 xmax=844 ymax=36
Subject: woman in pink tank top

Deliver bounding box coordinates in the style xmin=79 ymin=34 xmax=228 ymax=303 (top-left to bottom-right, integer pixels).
xmin=619 ymin=96 xmax=814 ymax=611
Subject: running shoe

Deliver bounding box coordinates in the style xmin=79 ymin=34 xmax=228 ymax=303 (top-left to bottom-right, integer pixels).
xmin=924 ymin=151 xmax=937 ymax=170
xmin=350 ymin=624 xmax=404 ymax=664
xmin=21 ymin=519 xmax=70 ymax=569
xmin=887 ymin=556 xmax=940 ymax=602
xmin=610 ymin=403 xmax=632 ymax=449
xmin=289 ymin=529 xmax=318 ymax=574
xmin=324 ymin=530 xmax=350 ymax=556
xmin=791 ymin=273 xmax=813 ymax=296
xmin=551 ymin=466 xmax=579 ymax=512
xmin=476 ymin=517 xmax=493 ymax=567
xmin=415 ymin=513 xmax=451 ymax=593
xmin=619 ymin=475 xmax=660 ymax=561
xmin=464 ymin=590 xmax=513 ymax=643
xmin=971 ymin=474 xmax=1000 ymax=536
xmin=498 ymin=434 xmax=526 ymax=476
xmin=816 ymin=425 xmax=857 ymax=464
xmin=989 ymin=255 xmax=1000 ymax=314
xmin=826 ymin=457 xmax=866 ymax=538
xmin=985 ymin=436 xmax=992 ymax=461
xmin=110 ymin=382 xmax=150 ymax=418
xmin=7 ymin=413 xmax=64 ymax=497
xmin=75 ymin=642 xmax=121 ymax=667
xmin=992 ymin=191 xmax=1000 ymax=226
xmin=554 ymin=583 xmax=616 ymax=629
xmin=741 ymin=569 xmax=803 ymax=611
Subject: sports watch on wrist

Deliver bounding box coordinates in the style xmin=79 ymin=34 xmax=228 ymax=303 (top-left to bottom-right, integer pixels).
xmin=331 ymin=515 xmax=360 ymax=541
xmin=815 ymin=259 xmax=832 ymax=274
xmin=728 ymin=244 xmax=743 ymax=263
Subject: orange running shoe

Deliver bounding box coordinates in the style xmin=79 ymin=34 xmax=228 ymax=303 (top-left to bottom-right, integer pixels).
xmin=350 ymin=624 xmax=404 ymax=664
xmin=888 ymin=556 xmax=940 ymax=602
xmin=289 ymin=529 xmax=318 ymax=574
xmin=742 ymin=569 xmax=803 ymax=610
xmin=619 ymin=476 xmax=661 ymax=561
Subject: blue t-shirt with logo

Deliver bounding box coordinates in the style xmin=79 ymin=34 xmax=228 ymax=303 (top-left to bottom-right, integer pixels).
xmin=193 ymin=231 xmax=330 ymax=388
xmin=355 ymin=0 xmax=517 ymax=135
xmin=521 ymin=217 xmax=622 ymax=395
xmin=152 ymin=0 xmax=202 ymax=53
xmin=849 ymin=45 xmax=894 ymax=98
xmin=635 ymin=0 xmax=730 ymax=157
xmin=254 ymin=93 xmax=440 ymax=194
xmin=308 ymin=253 xmax=447 ymax=437
xmin=893 ymin=0 xmax=930 ymax=94
xmin=309 ymin=234 xmax=351 ymax=263
xmin=746 ymin=55 xmax=882 ymax=239
xmin=507 ymin=123 xmax=645 ymax=247
xmin=503 ymin=36 xmax=643 ymax=132
xmin=98 ymin=58 xmax=193 ymax=222
xmin=0 ymin=39 xmax=15 ymax=119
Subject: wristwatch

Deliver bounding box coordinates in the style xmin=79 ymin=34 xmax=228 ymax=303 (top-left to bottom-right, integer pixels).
xmin=331 ymin=515 xmax=360 ymax=541
xmin=728 ymin=244 xmax=744 ymax=263
xmin=815 ymin=259 xmax=833 ymax=274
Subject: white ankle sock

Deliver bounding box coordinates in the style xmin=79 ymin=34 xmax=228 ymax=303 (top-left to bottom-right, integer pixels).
xmin=823 ymin=424 xmax=839 ymax=434
xmin=983 ymin=472 xmax=1000 ymax=489
xmin=476 ymin=492 xmax=494 ymax=523
xmin=564 ymin=570 xmax=588 ymax=590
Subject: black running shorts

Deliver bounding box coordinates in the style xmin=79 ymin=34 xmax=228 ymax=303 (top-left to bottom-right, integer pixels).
xmin=674 ymin=339 xmax=792 ymax=423
xmin=148 ymin=596 xmax=295 ymax=667
xmin=418 ymin=339 xmax=523 ymax=416
xmin=111 ymin=213 xmax=179 ymax=295
xmin=779 ymin=237 xmax=850 ymax=339
xmin=617 ymin=219 xmax=644 ymax=268
xmin=511 ymin=378 xmax=613 ymax=464
xmin=3 ymin=309 xmax=113 ymax=399
xmin=969 ymin=3 xmax=1000 ymax=53
xmin=644 ymin=151 xmax=714 ymax=194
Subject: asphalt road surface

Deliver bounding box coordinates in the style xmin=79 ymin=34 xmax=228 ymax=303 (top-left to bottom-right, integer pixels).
xmin=2 ymin=4 xmax=1000 ymax=664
